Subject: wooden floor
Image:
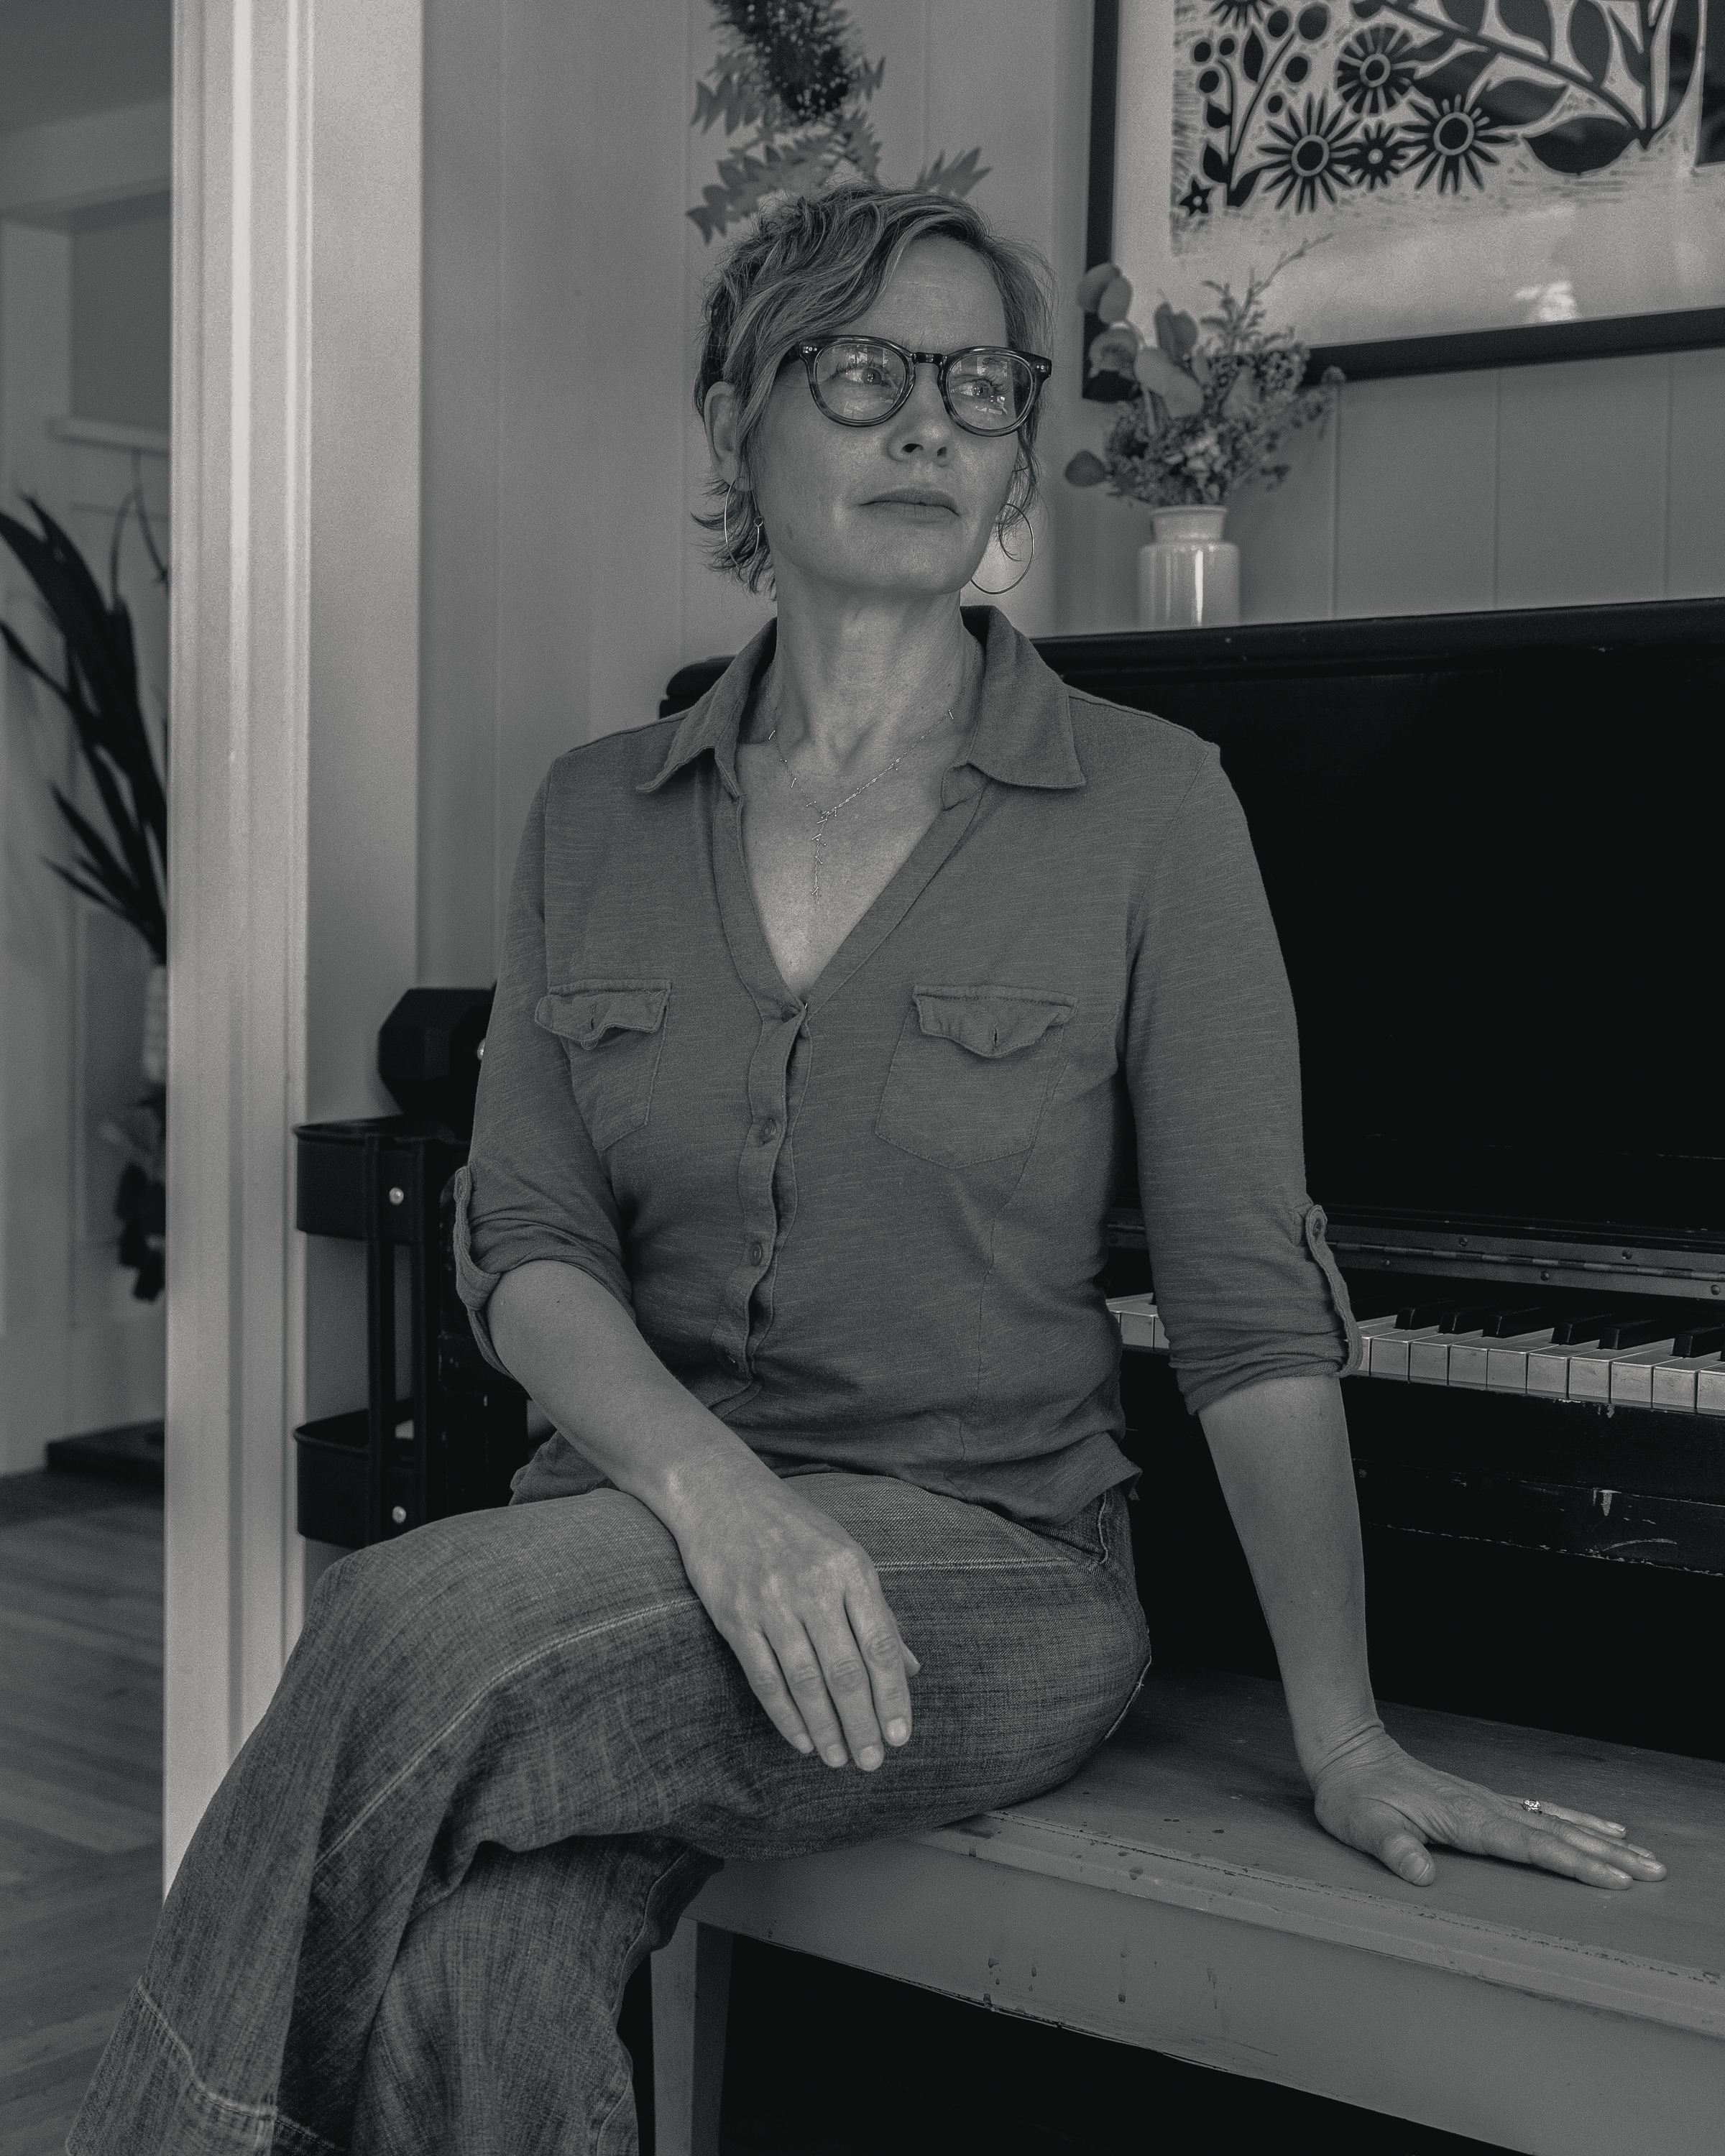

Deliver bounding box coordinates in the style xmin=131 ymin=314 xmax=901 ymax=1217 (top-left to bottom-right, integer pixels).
xmin=0 ymin=1474 xmax=162 ymax=2156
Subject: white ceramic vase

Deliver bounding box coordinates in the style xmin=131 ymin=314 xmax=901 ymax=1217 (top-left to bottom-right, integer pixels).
xmin=1137 ymin=505 xmax=1240 ymax=631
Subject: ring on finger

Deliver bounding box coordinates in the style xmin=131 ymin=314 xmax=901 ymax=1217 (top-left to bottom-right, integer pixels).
xmin=1520 ymin=1798 xmax=1543 ymax=1815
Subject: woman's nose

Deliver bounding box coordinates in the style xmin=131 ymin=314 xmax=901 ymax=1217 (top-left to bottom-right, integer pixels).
xmin=889 ymin=361 xmax=954 ymax=453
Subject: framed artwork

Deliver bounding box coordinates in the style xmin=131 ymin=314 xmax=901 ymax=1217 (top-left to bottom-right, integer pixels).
xmin=1083 ymin=0 xmax=1725 ymax=388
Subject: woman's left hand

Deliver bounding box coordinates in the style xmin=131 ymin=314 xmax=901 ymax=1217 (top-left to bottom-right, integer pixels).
xmin=1311 ymin=1730 xmax=1668 ymax=1890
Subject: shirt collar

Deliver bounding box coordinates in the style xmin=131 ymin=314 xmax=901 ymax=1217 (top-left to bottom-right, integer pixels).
xmin=638 ymin=605 xmax=1086 ymax=800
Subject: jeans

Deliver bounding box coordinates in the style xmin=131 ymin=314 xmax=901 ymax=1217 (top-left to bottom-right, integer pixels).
xmin=71 ymin=1468 xmax=1149 ymax=2154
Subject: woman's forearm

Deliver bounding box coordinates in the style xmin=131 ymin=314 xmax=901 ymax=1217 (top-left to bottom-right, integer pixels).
xmin=1197 ymin=1371 xmax=1382 ymax=1785
xmin=487 ymin=1260 xmax=776 ymax=1535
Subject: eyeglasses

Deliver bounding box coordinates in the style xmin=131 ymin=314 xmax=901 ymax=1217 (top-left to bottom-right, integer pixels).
xmin=794 ymin=336 xmax=1052 ymax=437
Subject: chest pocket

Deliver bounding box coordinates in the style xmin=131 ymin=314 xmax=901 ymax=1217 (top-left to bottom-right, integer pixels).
xmin=875 ymin=985 xmax=1075 ymax=1170
xmin=535 ymin=980 xmax=670 ymax=1152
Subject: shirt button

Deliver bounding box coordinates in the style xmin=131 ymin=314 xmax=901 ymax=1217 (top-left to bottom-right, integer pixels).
xmin=748 ymin=1239 xmax=766 ymax=1265
xmin=759 ymin=1120 xmax=779 ymax=1143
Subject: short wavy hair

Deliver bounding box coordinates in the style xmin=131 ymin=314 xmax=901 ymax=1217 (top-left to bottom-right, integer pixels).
xmin=694 ymin=182 xmax=1055 ymax=593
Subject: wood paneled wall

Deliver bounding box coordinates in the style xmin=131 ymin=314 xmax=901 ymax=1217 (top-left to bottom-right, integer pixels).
xmin=1058 ymin=347 xmax=1725 ymax=635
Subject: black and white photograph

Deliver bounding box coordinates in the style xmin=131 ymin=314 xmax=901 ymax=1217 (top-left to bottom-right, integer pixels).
xmin=0 ymin=3 xmax=1720 ymax=2152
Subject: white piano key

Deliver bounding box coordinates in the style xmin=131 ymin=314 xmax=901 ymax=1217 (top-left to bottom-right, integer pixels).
xmin=1527 ymin=1349 xmax=1570 ymax=1397
xmin=1607 ymin=1342 xmax=1678 ymax=1409
xmin=1568 ymin=1353 xmax=1612 ymax=1403
xmin=1151 ymin=1313 xmax=1168 ymax=1352
xmin=1651 ymin=1360 xmax=1700 ymax=1414
xmin=1486 ymin=1330 xmax=1556 ymax=1393
xmin=1368 ymin=1334 xmax=1412 ymax=1381
xmin=1409 ymin=1338 xmax=1450 ymax=1385
xmin=1697 ymin=1365 xmax=1725 ymax=1416
xmin=1448 ymin=1341 xmax=1490 ymax=1387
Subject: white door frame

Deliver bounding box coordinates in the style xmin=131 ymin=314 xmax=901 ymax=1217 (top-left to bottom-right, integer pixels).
xmin=165 ymin=0 xmax=423 ymax=1881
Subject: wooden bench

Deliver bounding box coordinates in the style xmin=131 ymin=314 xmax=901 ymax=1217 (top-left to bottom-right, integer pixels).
xmin=650 ymin=1669 xmax=1725 ymax=2155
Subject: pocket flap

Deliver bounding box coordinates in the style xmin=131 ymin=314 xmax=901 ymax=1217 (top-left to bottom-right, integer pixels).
xmin=911 ymin=985 xmax=1073 ymax=1059
xmin=536 ymin=980 xmax=670 ymax=1051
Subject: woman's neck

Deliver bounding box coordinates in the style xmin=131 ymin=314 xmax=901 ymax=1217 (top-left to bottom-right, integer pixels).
xmin=753 ymin=589 xmax=982 ymax=780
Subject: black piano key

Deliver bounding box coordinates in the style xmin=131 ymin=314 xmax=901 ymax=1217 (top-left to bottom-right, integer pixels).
xmin=1674 ymin=1321 xmax=1725 ymax=1358
xmin=1438 ymin=1304 xmax=1498 ymax=1335
xmin=1598 ymin=1316 xmax=1674 ymax=1351
xmin=1550 ymin=1312 xmax=1620 ymax=1347
xmin=1480 ymin=1304 xmax=1558 ymax=1339
xmin=1396 ymin=1301 xmax=1452 ymax=1330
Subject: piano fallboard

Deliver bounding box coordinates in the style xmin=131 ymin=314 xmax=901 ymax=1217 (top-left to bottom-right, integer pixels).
xmin=1105 ymin=1205 xmax=1725 ymax=1304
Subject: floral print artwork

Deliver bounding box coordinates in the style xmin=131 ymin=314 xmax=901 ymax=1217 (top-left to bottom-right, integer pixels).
xmin=1171 ymin=0 xmax=1711 ymax=251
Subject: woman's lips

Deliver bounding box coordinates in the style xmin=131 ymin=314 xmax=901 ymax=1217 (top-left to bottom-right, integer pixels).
xmin=867 ymin=491 xmax=960 ymax=517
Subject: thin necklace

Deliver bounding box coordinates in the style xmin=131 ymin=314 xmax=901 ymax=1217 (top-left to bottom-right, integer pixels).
xmin=765 ymin=702 xmax=952 ymax=903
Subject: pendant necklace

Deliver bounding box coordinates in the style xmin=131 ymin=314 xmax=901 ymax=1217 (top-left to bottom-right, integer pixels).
xmin=764 ymin=654 xmax=969 ymax=903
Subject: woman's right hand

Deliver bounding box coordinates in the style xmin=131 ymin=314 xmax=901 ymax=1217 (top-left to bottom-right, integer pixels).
xmin=669 ymin=1460 xmax=920 ymax=1772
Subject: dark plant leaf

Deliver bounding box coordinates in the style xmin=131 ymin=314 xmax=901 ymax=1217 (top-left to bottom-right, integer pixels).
xmin=916 ymin=144 xmax=989 ymax=197
xmin=1205 ymin=100 xmax=1230 ymax=129
xmin=1407 ymin=34 xmax=1456 ymax=63
xmin=1439 ymin=0 xmax=1485 ymax=31
xmin=1610 ymin=10 xmax=1651 ymax=86
xmin=1525 ymin=112 xmax=1637 ymax=170
xmin=0 ymin=617 xmax=70 ymax=704
xmin=1063 ymin=450 xmax=1108 ymax=487
xmin=50 ymin=788 xmax=145 ymax=906
xmin=1202 ymin=141 xmax=1230 ymax=182
xmin=63 ymin=730 xmax=157 ymax=907
xmin=1663 ymin=0 xmax=1700 ymax=116
xmin=1418 ymin=49 xmax=1491 ymax=99
xmin=1568 ymin=0 xmax=1611 ymax=86
xmin=1497 ymin=0 xmax=1552 ymax=55
xmin=1476 ymin=74 xmax=1566 ymax=125
xmin=1243 ymin=30 xmax=1265 ymax=80
xmin=0 ymin=499 xmax=168 ymax=948
xmin=1227 ymin=165 xmax=1263 ymax=208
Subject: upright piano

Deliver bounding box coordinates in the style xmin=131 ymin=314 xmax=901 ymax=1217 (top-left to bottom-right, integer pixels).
xmin=665 ymin=596 xmax=1725 ymax=1759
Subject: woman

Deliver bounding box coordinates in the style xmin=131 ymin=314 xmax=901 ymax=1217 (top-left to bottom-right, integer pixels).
xmin=75 ymin=183 xmax=1662 ymax=2155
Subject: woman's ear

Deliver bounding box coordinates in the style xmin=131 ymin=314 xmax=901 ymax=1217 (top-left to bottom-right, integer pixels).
xmin=704 ymin=381 xmax=742 ymax=487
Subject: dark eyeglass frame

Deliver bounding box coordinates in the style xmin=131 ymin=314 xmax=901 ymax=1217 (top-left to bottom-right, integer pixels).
xmin=794 ymin=336 xmax=1053 ymax=436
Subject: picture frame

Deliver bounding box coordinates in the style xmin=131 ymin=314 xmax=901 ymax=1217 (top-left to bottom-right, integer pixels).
xmin=1083 ymin=0 xmax=1725 ymax=392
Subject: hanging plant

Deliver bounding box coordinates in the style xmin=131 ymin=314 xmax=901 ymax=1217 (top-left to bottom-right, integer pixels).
xmin=1 ymin=492 xmax=169 ymax=1299
xmin=688 ymin=0 xmax=988 ymax=241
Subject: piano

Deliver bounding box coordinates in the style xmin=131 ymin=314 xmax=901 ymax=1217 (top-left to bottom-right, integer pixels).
xmin=664 ymin=597 xmax=1725 ymax=1759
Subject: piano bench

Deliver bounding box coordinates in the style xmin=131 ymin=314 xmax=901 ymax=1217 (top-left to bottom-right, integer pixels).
xmin=650 ymin=1669 xmax=1725 ymax=2155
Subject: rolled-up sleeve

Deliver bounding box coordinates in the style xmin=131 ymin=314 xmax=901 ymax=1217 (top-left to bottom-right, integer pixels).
xmin=455 ymin=778 xmax=632 ymax=1373
xmin=1125 ymin=748 xmax=1359 ymax=1414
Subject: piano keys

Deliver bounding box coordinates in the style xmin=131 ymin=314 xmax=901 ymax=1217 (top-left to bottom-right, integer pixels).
xmin=1107 ymin=1292 xmax=1725 ymax=1416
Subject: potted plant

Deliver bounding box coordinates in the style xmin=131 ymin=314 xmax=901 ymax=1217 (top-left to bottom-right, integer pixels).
xmin=1 ymin=494 xmax=168 ymax=1299
xmin=1065 ymin=254 xmax=1342 ymax=629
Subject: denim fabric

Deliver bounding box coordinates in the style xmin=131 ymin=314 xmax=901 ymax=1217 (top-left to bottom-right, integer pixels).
xmin=72 ymin=1474 xmax=1149 ymax=2155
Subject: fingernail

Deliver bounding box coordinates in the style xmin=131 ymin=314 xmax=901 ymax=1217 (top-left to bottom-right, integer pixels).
xmin=886 ymin=1718 xmax=908 ymax=1745
xmin=824 ymin=1746 xmax=847 ymax=1769
xmin=793 ymin=1733 xmax=813 ymax=1755
xmin=858 ymin=1744 xmax=883 ymax=1770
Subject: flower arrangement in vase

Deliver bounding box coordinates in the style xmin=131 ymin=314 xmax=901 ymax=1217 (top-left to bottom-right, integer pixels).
xmin=1064 ymin=253 xmax=1343 ymax=629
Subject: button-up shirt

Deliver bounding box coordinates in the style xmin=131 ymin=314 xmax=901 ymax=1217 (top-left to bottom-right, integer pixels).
xmin=455 ymin=607 xmax=1358 ymax=1526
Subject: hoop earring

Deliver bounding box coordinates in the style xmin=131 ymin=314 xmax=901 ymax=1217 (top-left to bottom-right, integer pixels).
xmin=970 ymin=503 xmax=1034 ymax=596
xmin=722 ymin=481 xmax=763 ymax=567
